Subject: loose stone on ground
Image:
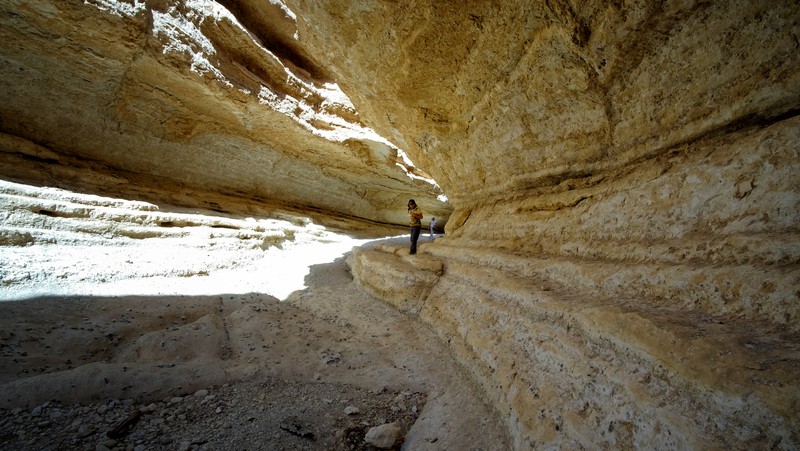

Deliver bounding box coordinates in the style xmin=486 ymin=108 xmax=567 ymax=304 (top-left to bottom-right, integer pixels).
xmin=0 ymin=378 xmax=426 ymax=450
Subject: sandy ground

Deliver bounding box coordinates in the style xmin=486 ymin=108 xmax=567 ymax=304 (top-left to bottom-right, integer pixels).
xmin=0 ymin=180 xmax=509 ymax=450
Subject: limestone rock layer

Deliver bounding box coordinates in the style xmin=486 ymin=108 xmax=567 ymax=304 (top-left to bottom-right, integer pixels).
xmin=0 ymin=0 xmax=449 ymax=229
xmin=350 ymin=116 xmax=800 ymax=449
xmin=289 ymin=0 xmax=800 ymax=207
xmin=291 ymin=0 xmax=800 ymax=448
xmin=1 ymin=0 xmax=799 ymax=449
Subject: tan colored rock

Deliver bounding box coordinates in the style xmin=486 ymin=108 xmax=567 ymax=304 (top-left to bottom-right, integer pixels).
xmin=288 ymin=0 xmax=800 ymax=208
xmin=364 ymin=422 xmax=401 ymax=449
xmin=315 ymin=2 xmax=800 ymax=447
xmin=0 ymin=133 xmax=60 ymax=162
xmin=1 ymin=0 xmax=799 ymax=450
xmin=0 ymin=0 xmax=450 ymax=229
xmin=348 ymin=246 xmax=441 ymax=316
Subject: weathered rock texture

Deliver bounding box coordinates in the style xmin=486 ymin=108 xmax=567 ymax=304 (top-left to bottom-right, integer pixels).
xmin=301 ymin=0 xmax=799 ymax=449
xmin=1 ymin=0 xmax=799 ymax=449
xmin=0 ymin=0 xmax=450 ymax=229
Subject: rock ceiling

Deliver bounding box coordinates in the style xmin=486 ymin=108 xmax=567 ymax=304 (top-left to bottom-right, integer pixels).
xmin=0 ymin=0 xmax=449 ymax=229
xmin=1 ymin=1 xmax=798 ymax=229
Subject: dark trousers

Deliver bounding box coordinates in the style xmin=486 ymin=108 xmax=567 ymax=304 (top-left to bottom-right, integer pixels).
xmin=410 ymin=226 xmax=421 ymax=254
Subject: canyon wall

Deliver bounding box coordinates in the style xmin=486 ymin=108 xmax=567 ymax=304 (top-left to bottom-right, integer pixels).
xmin=290 ymin=0 xmax=799 ymax=449
xmin=1 ymin=0 xmax=799 ymax=449
xmin=0 ymin=0 xmax=450 ymax=229
xmin=350 ymin=115 xmax=800 ymax=448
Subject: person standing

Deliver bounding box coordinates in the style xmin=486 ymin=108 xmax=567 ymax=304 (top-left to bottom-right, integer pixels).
xmin=407 ymin=199 xmax=423 ymax=254
xmin=429 ymin=217 xmax=437 ymax=238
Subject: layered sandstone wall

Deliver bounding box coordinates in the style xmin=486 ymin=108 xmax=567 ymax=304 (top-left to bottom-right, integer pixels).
xmin=297 ymin=0 xmax=800 ymax=448
xmin=0 ymin=0 xmax=449 ymax=228
xmin=289 ymin=0 xmax=800 ymax=206
xmin=349 ymin=115 xmax=799 ymax=448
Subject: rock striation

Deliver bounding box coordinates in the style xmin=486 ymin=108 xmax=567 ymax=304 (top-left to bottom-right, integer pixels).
xmin=310 ymin=0 xmax=800 ymax=448
xmin=1 ymin=0 xmax=799 ymax=449
xmin=0 ymin=0 xmax=450 ymax=229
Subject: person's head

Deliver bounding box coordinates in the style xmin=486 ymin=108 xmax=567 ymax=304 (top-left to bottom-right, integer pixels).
xmin=408 ymin=199 xmax=416 ymax=209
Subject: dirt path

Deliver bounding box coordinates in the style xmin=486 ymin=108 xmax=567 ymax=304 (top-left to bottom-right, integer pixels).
xmin=0 ymin=255 xmax=510 ymax=450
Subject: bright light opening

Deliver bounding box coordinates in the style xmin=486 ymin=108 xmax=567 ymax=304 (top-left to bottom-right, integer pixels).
xmin=0 ymin=179 xmax=388 ymax=301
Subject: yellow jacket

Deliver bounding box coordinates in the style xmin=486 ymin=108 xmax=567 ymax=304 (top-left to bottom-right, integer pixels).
xmin=408 ymin=206 xmax=423 ymax=226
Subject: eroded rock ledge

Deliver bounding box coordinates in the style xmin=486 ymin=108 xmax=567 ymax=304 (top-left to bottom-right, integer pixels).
xmin=349 ymin=115 xmax=800 ymax=449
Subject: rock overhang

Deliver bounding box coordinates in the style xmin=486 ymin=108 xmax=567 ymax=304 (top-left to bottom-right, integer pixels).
xmin=0 ymin=0 xmax=451 ymax=231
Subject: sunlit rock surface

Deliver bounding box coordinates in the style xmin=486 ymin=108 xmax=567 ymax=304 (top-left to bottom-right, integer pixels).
xmin=0 ymin=0 xmax=450 ymax=228
xmin=1 ymin=0 xmax=799 ymax=449
xmin=0 ymin=179 xmax=378 ymax=300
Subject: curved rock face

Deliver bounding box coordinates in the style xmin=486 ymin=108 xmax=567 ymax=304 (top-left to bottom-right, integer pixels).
xmin=0 ymin=0 xmax=449 ymax=229
xmin=286 ymin=0 xmax=800 ymax=448
xmin=287 ymin=0 xmax=799 ymax=206
xmin=1 ymin=0 xmax=799 ymax=449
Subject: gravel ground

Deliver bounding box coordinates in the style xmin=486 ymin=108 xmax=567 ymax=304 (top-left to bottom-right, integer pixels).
xmin=0 ymin=377 xmax=426 ymax=450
